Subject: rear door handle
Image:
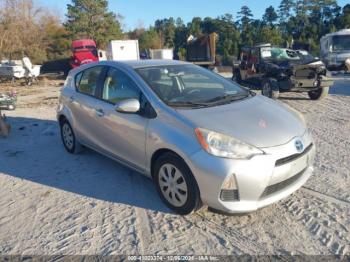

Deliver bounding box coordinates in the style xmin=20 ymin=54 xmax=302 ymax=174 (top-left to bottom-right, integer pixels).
xmin=95 ymin=108 xmax=104 ymax=117
xmin=69 ymin=96 xmax=75 ymax=103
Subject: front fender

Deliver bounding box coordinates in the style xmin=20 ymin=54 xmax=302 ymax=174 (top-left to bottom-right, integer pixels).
xmin=145 ymin=113 xmax=201 ymax=174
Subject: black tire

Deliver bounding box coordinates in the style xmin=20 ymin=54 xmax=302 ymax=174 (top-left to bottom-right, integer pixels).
xmin=262 ymin=78 xmax=279 ymax=99
xmin=153 ymin=152 xmax=202 ymax=215
xmin=234 ymin=69 xmax=242 ymax=84
xmin=308 ymin=87 xmax=329 ymax=100
xmin=60 ymin=119 xmax=83 ymax=154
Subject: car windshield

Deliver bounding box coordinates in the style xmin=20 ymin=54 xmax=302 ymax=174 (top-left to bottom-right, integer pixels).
xmin=332 ymin=35 xmax=350 ymax=52
xmin=136 ymin=64 xmax=250 ymax=108
xmin=261 ymin=47 xmax=301 ymax=61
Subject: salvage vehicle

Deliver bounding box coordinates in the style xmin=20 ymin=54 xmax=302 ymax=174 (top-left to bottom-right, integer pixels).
xmin=233 ymin=44 xmax=333 ymax=100
xmin=58 ymin=60 xmax=315 ymax=215
xmin=0 ymin=58 xmax=41 ymax=86
xmin=0 ymin=91 xmax=16 ymax=110
xmin=187 ymin=33 xmax=217 ymax=69
xmin=70 ymin=39 xmax=99 ymax=68
xmin=320 ymin=29 xmax=350 ymax=71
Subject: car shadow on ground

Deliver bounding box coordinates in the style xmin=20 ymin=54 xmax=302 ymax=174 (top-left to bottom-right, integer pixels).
xmin=0 ymin=116 xmax=172 ymax=214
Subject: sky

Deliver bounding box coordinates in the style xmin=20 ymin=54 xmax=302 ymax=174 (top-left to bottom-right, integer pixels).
xmin=36 ymin=0 xmax=349 ymax=31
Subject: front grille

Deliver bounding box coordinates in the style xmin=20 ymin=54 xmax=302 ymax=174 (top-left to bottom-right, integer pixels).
xmin=275 ymin=143 xmax=313 ymax=167
xmin=295 ymin=69 xmax=316 ymax=79
xmin=260 ymin=168 xmax=307 ymax=199
xmin=220 ymin=189 xmax=240 ymax=202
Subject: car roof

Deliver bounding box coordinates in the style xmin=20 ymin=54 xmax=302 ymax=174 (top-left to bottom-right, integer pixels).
xmin=103 ymin=59 xmax=191 ymax=69
xmin=70 ymin=60 xmax=193 ymax=76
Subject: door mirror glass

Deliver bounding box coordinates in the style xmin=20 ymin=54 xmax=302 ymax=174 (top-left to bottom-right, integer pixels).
xmin=115 ymin=99 xmax=140 ymax=114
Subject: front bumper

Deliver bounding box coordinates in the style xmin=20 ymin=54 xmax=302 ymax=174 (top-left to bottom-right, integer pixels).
xmin=187 ymin=133 xmax=316 ymax=213
xmin=278 ymin=75 xmax=334 ymax=91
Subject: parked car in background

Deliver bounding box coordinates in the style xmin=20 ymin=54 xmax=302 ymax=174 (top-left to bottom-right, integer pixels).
xmin=70 ymin=39 xmax=99 ymax=68
xmin=233 ymin=44 xmax=333 ymax=100
xmin=321 ymin=29 xmax=350 ymax=71
xmin=58 ymin=60 xmax=315 ymax=215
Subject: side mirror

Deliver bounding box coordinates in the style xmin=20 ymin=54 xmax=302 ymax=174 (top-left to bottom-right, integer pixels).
xmin=115 ymin=99 xmax=140 ymax=114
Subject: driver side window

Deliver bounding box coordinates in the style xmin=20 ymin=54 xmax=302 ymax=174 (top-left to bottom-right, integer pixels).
xmin=102 ymin=67 xmax=141 ymax=104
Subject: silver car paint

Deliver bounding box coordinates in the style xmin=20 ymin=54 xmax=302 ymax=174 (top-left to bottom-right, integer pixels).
xmin=177 ymin=95 xmax=306 ymax=148
xmin=58 ymin=60 xmax=315 ymax=213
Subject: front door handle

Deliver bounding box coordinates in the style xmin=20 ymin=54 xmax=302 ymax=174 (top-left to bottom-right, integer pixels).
xmin=69 ymin=96 xmax=75 ymax=103
xmin=95 ymin=108 xmax=104 ymax=117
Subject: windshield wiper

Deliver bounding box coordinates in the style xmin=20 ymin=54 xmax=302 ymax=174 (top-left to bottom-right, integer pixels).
xmin=204 ymin=93 xmax=250 ymax=104
xmin=166 ymin=101 xmax=211 ymax=108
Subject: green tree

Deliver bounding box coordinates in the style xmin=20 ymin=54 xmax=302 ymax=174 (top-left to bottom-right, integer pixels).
xmin=278 ymin=0 xmax=295 ymax=23
xmin=154 ymin=18 xmax=176 ymax=48
xmin=138 ymin=28 xmax=162 ymax=51
xmin=41 ymin=15 xmax=71 ymax=60
xmin=237 ymin=6 xmax=254 ymax=46
xmin=340 ymin=4 xmax=350 ymax=28
xmin=263 ymin=6 xmax=278 ymax=27
xmin=174 ymin=17 xmax=188 ymax=52
xmin=65 ymin=0 xmax=123 ymax=49
xmin=188 ymin=17 xmax=203 ymax=36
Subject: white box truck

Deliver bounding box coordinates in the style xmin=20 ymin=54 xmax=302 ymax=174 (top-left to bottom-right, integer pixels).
xmin=149 ymin=49 xmax=174 ymax=60
xmin=107 ymin=40 xmax=140 ymax=61
xmin=320 ymin=29 xmax=350 ymax=71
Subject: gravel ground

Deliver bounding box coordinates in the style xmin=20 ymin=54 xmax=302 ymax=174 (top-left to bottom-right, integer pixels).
xmin=0 ymin=77 xmax=349 ymax=256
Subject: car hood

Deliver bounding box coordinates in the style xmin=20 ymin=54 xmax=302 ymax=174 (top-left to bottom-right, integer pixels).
xmin=266 ymin=58 xmax=325 ymax=71
xmin=176 ymin=95 xmax=306 ymax=148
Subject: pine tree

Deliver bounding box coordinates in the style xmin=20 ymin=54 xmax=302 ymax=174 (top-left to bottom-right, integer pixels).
xmin=65 ymin=0 xmax=123 ymax=48
xmin=263 ymin=6 xmax=278 ymax=27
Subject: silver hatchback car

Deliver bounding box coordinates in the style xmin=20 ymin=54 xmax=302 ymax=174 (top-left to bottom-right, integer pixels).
xmin=58 ymin=60 xmax=316 ymax=215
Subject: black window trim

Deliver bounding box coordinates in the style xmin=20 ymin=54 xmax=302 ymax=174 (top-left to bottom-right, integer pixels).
xmin=74 ymin=65 xmax=106 ymax=99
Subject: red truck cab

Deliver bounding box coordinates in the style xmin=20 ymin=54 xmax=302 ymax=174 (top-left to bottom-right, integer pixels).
xmin=70 ymin=39 xmax=99 ymax=68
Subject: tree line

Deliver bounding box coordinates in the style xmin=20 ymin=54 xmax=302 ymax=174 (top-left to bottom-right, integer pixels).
xmin=0 ymin=0 xmax=349 ymax=65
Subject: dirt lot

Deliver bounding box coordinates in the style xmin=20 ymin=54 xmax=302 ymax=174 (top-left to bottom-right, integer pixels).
xmin=0 ymin=77 xmax=349 ymax=256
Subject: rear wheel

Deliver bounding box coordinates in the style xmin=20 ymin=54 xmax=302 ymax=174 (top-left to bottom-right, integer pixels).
xmin=154 ymin=152 xmax=202 ymax=215
xmin=308 ymin=87 xmax=329 ymax=100
xmin=60 ymin=119 xmax=82 ymax=154
xmin=262 ymin=78 xmax=279 ymax=99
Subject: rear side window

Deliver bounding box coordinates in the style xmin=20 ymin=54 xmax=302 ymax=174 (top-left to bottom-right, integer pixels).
xmin=76 ymin=66 xmax=103 ymax=97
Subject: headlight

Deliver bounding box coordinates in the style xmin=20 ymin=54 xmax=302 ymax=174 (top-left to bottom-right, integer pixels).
xmin=195 ymin=128 xmax=264 ymax=159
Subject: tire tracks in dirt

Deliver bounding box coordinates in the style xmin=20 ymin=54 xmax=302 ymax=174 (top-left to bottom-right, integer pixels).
xmin=129 ymin=170 xmax=152 ymax=254
xmin=184 ymin=212 xmax=268 ymax=254
xmin=283 ymin=191 xmax=349 ymax=256
xmin=301 ymin=187 xmax=350 ymax=206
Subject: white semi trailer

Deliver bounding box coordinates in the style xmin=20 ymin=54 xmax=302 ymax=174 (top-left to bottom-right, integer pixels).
xmin=107 ymin=40 xmax=140 ymax=61
xmin=320 ymin=29 xmax=350 ymax=71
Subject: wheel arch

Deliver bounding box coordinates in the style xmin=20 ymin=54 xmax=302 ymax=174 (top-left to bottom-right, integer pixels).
xmin=150 ymin=149 xmax=182 ymax=178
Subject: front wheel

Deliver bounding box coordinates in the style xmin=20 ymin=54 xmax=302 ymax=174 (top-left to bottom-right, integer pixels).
xmin=154 ymin=153 xmax=202 ymax=215
xmin=234 ymin=69 xmax=242 ymax=84
xmin=262 ymin=78 xmax=279 ymax=99
xmin=308 ymin=87 xmax=329 ymax=100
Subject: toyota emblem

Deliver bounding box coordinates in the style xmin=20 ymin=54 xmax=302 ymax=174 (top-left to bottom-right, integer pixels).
xmin=295 ymin=139 xmax=304 ymax=153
